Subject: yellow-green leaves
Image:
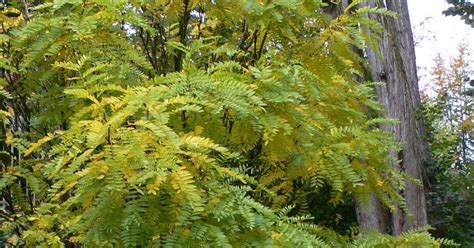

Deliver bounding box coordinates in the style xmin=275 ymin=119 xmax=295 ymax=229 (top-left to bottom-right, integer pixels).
xmin=24 ymin=133 xmax=56 ymax=156
xmin=0 ymin=0 xmax=446 ymax=247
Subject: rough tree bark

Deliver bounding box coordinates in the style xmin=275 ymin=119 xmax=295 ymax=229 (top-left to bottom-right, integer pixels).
xmin=326 ymin=0 xmax=429 ymax=234
xmin=355 ymin=0 xmax=429 ymax=235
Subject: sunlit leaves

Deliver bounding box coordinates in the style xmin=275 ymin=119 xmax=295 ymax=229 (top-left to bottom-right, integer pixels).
xmin=0 ymin=0 xmax=447 ymax=247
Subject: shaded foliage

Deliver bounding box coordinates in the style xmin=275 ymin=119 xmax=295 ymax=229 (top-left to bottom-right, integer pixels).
xmin=444 ymin=0 xmax=474 ymax=27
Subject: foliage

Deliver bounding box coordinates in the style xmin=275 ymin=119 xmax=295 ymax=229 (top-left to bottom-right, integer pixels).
xmin=422 ymin=43 xmax=473 ymax=246
xmin=0 ymin=0 xmax=448 ymax=246
xmin=443 ymin=0 xmax=474 ymax=27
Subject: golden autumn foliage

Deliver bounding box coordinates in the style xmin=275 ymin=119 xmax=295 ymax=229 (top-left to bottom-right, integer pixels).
xmin=0 ymin=0 xmax=454 ymax=247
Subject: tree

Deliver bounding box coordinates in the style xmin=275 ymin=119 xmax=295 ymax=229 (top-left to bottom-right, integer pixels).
xmin=0 ymin=0 xmax=449 ymax=246
xmin=352 ymin=0 xmax=429 ymax=235
xmin=444 ymin=0 xmax=474 ymax=27
xmin=422 ymin=44 xmax=473 ymax=246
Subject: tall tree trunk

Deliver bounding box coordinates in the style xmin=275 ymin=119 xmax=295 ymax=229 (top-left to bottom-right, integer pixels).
xmin=357 ymin=0 xmax=428 ymax=235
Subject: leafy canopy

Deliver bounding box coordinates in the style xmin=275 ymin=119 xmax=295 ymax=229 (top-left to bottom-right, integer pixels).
xmin=0 ymin=0 xmax=450 ymax=247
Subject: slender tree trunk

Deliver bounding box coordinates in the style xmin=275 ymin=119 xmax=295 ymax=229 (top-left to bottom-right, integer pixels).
xmin=358 ymin=0 xmax=428 ymax=234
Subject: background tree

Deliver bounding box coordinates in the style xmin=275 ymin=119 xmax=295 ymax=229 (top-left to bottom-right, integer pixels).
xmin=422 ymin=43 xmax=473 ymax=246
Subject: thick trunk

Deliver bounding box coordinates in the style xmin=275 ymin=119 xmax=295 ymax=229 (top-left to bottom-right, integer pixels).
xmin=359 ymin=0 xmax=428 ymax=234
xmin=322 ymin=0 xmax=428 ymax=235
xmin=354 ymin=193 xmax=391 ymax=233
